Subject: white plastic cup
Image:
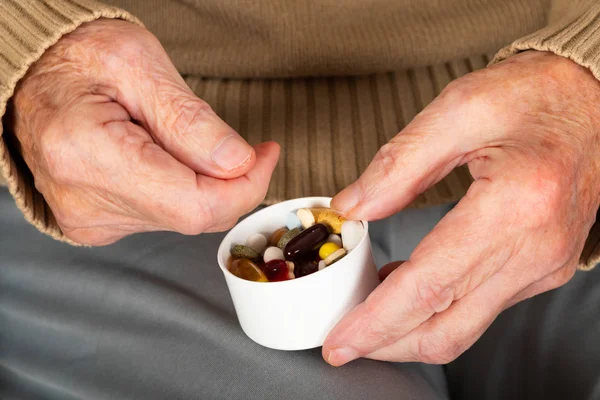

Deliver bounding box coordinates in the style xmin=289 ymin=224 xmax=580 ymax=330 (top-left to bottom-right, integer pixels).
xmin=217 ymin=197 xmax=379 ymax=350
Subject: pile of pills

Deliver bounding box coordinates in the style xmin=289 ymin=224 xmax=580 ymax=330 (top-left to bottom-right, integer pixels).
xmin=228 ymin=207 xmax=364 ymax=282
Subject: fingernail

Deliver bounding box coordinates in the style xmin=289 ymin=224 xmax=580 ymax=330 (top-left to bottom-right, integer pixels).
xmin=211 ymin=135 xmax=253 ymax=171
xmin=327 ymin=347 xmax=360 ymax=367
xmin=332 ymin=185 xmax=361 ymax=215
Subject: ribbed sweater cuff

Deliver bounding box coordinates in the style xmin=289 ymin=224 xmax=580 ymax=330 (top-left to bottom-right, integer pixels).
xmin=492 ymin=2 xmax=600 ymax=271
xmin=0 ymin=0 xmax=142 ymax=242
xmin=492 ymin=3 xmax=600 ymax=80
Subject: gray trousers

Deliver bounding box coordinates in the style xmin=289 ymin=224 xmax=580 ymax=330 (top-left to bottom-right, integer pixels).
xmin=1 ymin=187 xmax=598 ymax=400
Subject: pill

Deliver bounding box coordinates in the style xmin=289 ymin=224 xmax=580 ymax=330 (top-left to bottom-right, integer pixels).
xmin=318 ymin=260 xmax=327 ymax=271
xmin=269 ymin=227 xmax=289 ymax=247
xmin=284 ymin=223 xmax=329 ymax=260
xmin=229 ymin=258 xmax=268 ymax=282
xmin=263 ymin=260 xmax=291 ymax=282
xmin=327 ymin=234 xmax=342 ymax=248
xmin=263 ymin=246 xmax=285 ymax=263
xmin=286 ymin=212 xmax=302 ymax=230
xmin=296 ymin=208 xmax=315 ymax=229
xmin=230 ymin=244 xmax=261 ymax=261
xmin=293 ymin=254 xmax=319 ymax=278
xmin=277 ymin=228 xmax=301 ymax=249
xmin=319 ymin=242 xmax=341 ymax=260
xmin=246 ymin=233 xmax=267 ymax=254
xmin=286 ymin=261 xmax=295 ymax=279
xmin=341 ymin=220 xmax=364 ymax=251
xmin=324 ymin=248 xmax=346 ymax=265
xmin=310 ymin=207 xmax=346 ymax=234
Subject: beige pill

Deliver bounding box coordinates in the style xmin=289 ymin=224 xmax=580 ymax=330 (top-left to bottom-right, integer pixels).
xmin=296 ymin=208 xmax=315 ymax=229
xmin=324 ymin=248 xmax=346 ymax=266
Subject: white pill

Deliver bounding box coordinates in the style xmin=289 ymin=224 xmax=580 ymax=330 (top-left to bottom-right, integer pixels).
xmin=296 ymin=208 xmax=315 ymax=229
xmin=263 ymin=246 xmax=285 ymax=263
xmin=324 ymin=248 xmax=346 ymax=266
xmin=327 ymin=234 xmax=342 ymax=248
xmin=318 ymin=260 xmax=327 ymax=271
xmin=246 ymin=233 xmax=267 ymax=254
xmin=341 ymin=221 xmax=364 ymax=251
xmin=286 ymin=212 xmax=302 ymax=230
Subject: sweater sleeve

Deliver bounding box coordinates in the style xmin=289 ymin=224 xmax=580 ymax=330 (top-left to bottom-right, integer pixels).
xmin=491 ymin=0 xmax=600 ymax=271
xmin=0 ymin=0 xmax=141 ymax=242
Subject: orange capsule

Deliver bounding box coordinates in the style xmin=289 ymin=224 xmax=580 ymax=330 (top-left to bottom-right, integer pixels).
xmin=268 ymin=227 xmax=289 ymax=247
xmin=229 ymin=258 xmax=268 ymax=282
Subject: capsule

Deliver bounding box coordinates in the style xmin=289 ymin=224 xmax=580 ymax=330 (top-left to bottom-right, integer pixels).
xmin=263 ymin=259 xmax=291 ymax=282
xmin=284 ymin=223 xmax=329 ymax=260
xmin=293 ymin=253 xmax=319 ymax=278
xmin=228 ymin=258 xmax=268 ymax=282
xmin=269 ymin=227 xmax=289 ymax=247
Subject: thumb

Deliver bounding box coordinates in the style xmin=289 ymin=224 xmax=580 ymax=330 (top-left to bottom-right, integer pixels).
xmin=331 ymin=102 xmax=481 ymax=221
xmin=109 ymin=36 xmax=255 ymax=179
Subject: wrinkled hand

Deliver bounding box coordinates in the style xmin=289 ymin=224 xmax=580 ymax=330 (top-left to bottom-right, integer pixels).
xmin=323 ymin=51 xmax=600 ymax=365
xmin=12 ymin=19 xmax=279 ymax=245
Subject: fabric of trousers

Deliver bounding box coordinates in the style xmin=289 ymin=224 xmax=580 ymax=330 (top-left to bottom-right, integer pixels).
xmin=0 ymin=187 xmax=598 ymax=400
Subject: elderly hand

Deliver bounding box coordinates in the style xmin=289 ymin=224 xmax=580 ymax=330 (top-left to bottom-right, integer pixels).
xmin=322 ymin=51 xmax=600 ymax=366
xmin=11 ymin=19 xmax=279 ymax=245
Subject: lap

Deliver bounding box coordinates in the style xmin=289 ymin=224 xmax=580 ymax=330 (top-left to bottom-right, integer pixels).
xmin=3 ymin=186 xmax=598 ymax=400
xmin=446 ymin=266 xmax=600 ymax=400
xmin=0 ymin=189 xmax=446 ymax=400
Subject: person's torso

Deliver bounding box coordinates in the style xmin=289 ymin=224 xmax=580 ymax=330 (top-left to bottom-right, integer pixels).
xmin=104 ymin=0 xmax=549 ymax=78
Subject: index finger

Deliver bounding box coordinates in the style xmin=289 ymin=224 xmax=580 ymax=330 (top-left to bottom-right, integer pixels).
xmin=140 ymin=141 xmax=280 ymax=234
xmin=322 ymin=182 xmax=508 ymax=366
xmin=101 ymin=119 xmax=280 ymax=234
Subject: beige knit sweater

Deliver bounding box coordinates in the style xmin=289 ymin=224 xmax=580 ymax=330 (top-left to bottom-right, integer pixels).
xmin=1 ymin=0 xmax=600 ymax=270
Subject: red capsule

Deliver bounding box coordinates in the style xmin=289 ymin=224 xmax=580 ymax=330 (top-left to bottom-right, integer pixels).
xmin=263 ymin=259 xmax=291 ymax=282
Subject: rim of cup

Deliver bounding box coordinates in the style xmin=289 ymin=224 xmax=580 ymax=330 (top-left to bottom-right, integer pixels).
xmin=217 ymin=197 xmax=370 ymax=286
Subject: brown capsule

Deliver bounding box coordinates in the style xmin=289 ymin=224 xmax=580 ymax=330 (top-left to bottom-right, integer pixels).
xmin=284 ymin=223 xmax=329 ymax=260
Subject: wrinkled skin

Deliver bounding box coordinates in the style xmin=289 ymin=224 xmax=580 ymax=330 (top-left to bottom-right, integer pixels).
xmin=323 ymin=51 xmax=600 ymax=366
xmin=11 ymin=19 xmax=600 ymax=368
xmin=12 ymin=19 xmax=280 ymax=245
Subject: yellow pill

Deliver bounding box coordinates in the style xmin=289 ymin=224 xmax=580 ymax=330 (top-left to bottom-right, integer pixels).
xmin=229 ymin=258 xmax=269 ymax=282
xmin=319 ymin=242 xmax=341 ymax=260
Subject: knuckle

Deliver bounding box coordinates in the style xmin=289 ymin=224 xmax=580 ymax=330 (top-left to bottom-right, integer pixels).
xmin=412 ymin=272 xmax=454 ymax=314
xmin=437 ymin=75 xmax=488 ymax=111
xmin=51 ymin=201 xmax=83 ymax=233
xmin=416 ymin=331 xmax=462 ymax=364
xmin=549 ymin=265 xmax=577 ymax=290
xmin=212 ymin=218 xmax=239 ymax=232
xmin=359 ymin=299 xmax=400 ymax=343
xmin=61 ymin=226 xmax=117 ymax=246
xmin=518 ymin=171 xmax=576 ymax=266
xmin=173 ymin=200 xmax=212 ymax=235
xmin=520 ymin=170 xmax=565 ymax=227
xmin=168 ymin=97 xmax=214 ymax=140
xmin=370 ymin=142 xmax=403 ymax=192
xmin=38 ymin=129 xmax=72 ymax=184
